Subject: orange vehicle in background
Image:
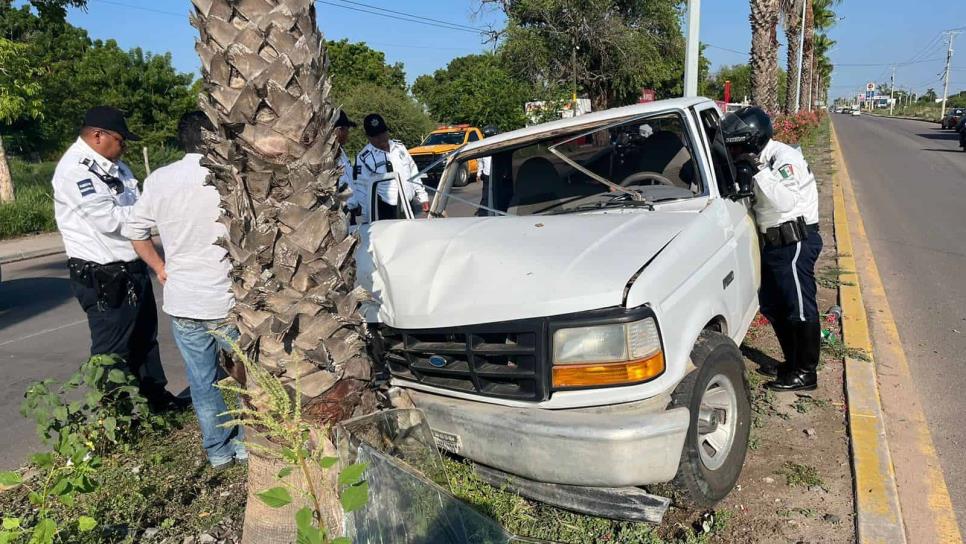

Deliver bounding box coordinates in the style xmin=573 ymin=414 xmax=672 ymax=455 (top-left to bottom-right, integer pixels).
xmin=409 ymin=125 xmax=484 ymax=187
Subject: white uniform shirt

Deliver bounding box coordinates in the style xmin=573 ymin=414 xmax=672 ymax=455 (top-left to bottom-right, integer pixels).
xmin=337 ymin=147 xmax=352 ymax=192
xmin=352 ymin=140 xmax=428 ymax=214
xmin=121 ymin=154 xmax=234 ymax=320
xmin=476 ymin=155 xmax=492 ymax=179
xmin=751 ymin=139 xmax=819 ymax=231
xmin=52 ymin=138 xmax=140 ymax=264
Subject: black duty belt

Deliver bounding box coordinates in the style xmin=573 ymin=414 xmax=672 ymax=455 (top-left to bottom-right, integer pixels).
xmin=68 ymin=258 xmax=146 ymax=309
xmin=762 ymin=217 xmax=819 ymax=248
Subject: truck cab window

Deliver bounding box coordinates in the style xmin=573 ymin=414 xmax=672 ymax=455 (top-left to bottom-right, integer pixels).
xmin=699 ymin=108 xmax=738 ymax=197
xmin=440 ymin=112 xmax=703 ymax=218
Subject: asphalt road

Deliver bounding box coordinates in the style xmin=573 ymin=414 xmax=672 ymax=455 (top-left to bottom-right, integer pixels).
xmin=0 ymin=254 xmax=187 ymax=471
xmin=832 ymin=114 xmax=966 ymax=528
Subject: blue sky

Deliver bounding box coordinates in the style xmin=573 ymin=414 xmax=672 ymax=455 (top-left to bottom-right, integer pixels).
xmin=61 ymin=0 xmax=965 ymax=101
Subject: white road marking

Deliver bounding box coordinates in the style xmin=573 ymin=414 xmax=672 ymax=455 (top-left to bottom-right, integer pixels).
xmin=0 ymin=319 xmax=87 ymax=348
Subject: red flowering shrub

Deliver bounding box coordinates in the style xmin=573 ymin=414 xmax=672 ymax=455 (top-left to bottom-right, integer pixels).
xmin=772 ymin=110 xmax=824 ymax=144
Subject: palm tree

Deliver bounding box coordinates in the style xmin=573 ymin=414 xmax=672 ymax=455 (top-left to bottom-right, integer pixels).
xmin=781 ymin=0 xmax=803 ymax=113
xmin=798 ymin=0 xmax=814 ymax=110
xmin=813 ymin=33 xmax=836 ymax=107
xmin=190 ymin=0 xmax=378 ymax=537
xmin=806 ymin=0 xmax=840 ymax=108
xmin=750 ymin=0 xmax=781 ymax=112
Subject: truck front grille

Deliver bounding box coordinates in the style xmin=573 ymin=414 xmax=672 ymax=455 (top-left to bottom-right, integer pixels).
xmin=374 ymin=319 xmax=550 ymax=402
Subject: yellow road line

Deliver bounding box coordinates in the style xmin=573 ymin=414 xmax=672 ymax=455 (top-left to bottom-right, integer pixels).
xmin=831 ymin=122 xmax=962 ymax=544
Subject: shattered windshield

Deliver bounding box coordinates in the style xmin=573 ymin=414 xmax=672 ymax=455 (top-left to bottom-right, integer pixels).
xmin=422 ymin=132 xmax=465 ymax=146
xmin=437 ymin=112 xmax=704 ymax=218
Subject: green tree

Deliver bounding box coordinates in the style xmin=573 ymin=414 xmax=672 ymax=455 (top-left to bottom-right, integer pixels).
xmin=327 ymin=39 xmax=406 ymax=95
xmin=920 ymin=88 xmax=937 ymax=103
xmin=0 ymin=38 xmax=43 ymax=202
xmin=0 ymin=1 xmax=195 ymax=157
xmin=337 ymin=85 xmax=435 ymax=155
xmin=412 ymin=53 xmax=531 ymax=131
xmin=484 ymin=0 xmax=686 ymax=110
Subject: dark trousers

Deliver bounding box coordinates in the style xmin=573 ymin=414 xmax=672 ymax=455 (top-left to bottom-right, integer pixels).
xmin=759 ymin=225 xmax=823 ymax=324
xmin=760 ymin=225 xmax=823 ymax=376
xmin=475 ymin=174 xmax=490 ymax=216
xmin=375 ymin=198 xmax=414 ymax=221
xmin=69 ymin=261 xmax=169 ymax=402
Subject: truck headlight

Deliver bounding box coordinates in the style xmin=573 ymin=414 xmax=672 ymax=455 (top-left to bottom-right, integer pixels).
xmin=551 ymin=317 xmax=664 ymax=389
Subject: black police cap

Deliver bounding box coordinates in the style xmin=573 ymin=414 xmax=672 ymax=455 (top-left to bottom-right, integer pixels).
xmin=363 ymin=113 xmax=389 ymax=137
xmin=334 ymin=110 xmax=356 ymax=128
xmin=83 ymin=106 xmax=141 ymax=141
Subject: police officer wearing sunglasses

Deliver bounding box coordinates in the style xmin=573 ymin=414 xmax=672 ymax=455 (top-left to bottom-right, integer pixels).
xmin=52 ymin=106 xmax=178 ymax=410
xmin=722 ymin=106 xmax=822 ymax=392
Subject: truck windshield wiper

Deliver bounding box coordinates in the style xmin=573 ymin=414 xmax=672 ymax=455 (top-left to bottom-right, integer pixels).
xmin=546 ymin=196 xmax=655 ymax=215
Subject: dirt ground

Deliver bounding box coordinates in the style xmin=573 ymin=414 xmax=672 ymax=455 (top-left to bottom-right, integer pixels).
xmin=686 ymin=119 xmax=856 ymax=544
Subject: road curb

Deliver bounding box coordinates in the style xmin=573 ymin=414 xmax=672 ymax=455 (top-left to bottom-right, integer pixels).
xmin=0 ymin=247 xmax=65 ymax=265
xmin=831 ymin=123 xmax=963 ymax=544
xmin=866 ymin=113 xmax=938 ymax=123
xmin=830 ymin=123 xmax=907 ymax=544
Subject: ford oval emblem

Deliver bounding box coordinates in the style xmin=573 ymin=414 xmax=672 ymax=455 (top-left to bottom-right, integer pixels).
xmin=428 ymin=355 xmax=448 ymax=368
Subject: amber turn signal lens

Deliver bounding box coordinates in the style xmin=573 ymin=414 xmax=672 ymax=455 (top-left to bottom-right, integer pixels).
xmin=552 ymin=352 xmax=665 ymax=389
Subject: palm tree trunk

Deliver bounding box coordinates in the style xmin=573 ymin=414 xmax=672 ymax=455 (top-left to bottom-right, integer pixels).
xmin=750 ymin=0 xmax=781 ymax=113
xmin=783 ymin=1 xmax=802 ymax=113
xmin=0 ymin=134 xmax=14 ymax=204
xmin=190 ymin=0 xmax=379 ymax=539
xmin=800 ymin=0 xmax=815 ymax=110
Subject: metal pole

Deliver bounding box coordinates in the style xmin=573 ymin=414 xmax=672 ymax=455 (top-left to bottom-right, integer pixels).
xmin=890 ymin=65 xmax=896 ymax=116
xmin=940 ymin=31 xmax=958 ymax=123
xmin=684 ymin=0 xmax=701 ymax=97
xmin=142 ymin=146 xmax=151 ymax=177
xmin=794 ymin=0 xmax=807 ymax=111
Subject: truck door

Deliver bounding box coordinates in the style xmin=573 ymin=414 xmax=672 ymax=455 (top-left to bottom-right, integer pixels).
xmin=693 ymin=103 xmax=761 ymax=334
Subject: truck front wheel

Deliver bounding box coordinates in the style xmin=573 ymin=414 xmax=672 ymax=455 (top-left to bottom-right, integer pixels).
xmin=454 ymin=163 xmax=470 ymax=187
xmin=670 ymin=331 xmax=751 ymax=508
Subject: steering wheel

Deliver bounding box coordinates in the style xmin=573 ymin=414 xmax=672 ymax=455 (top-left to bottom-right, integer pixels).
xmin=619 ymin=171 xmax=675 ymax=187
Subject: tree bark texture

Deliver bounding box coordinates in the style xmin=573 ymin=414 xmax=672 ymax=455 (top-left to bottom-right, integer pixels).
xmin=750 ymin=0 xmax=781 ymax=113
xmin=782 ymin=0 xmax=802 ymax=114
xmin=0 ymin=134 xmax=14 ymax=203
xmin=800 ymin=0 xmax=815 ymax=110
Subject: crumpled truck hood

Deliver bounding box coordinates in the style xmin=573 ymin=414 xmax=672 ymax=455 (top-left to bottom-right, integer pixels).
xmin=355 ymin=213 xmax=699 ymax=329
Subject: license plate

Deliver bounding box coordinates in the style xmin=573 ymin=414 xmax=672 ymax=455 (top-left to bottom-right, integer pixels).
xmin=432 ymin=430 xmax=462 ymax=454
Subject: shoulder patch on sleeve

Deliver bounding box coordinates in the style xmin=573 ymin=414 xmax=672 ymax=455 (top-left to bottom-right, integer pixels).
xmin=76 ymin=178 xmax=96 ymax=196
xmin=778 ymin=164 xmax=795 ymax=180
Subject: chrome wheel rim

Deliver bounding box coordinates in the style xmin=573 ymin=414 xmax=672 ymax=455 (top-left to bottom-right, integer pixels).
xmin=696 ymin=374 xmax=738 ymax=471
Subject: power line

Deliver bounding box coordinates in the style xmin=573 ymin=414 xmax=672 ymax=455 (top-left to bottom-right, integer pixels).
xmin=315 ymin=1 xmax=482 ymax=34
xmin=91 ymin=0 xmax=184 ymax=17
xmin=833 ymin=57 xmax=944 ymax=67
xmin=328 ymin=0 xmax=483 ymax=32
xmin=706 ymin=44 xmax=748 ymax=56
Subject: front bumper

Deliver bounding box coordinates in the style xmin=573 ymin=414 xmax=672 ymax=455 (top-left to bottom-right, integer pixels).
xmin=408 ymin=389 xmax=690 ymax=487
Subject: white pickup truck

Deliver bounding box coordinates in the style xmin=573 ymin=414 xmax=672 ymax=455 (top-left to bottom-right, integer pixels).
xmin=355 ymin=97 xmax=760 ymax=521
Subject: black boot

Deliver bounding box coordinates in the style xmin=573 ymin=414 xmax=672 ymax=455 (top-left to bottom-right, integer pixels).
xmin=766 ymin=321 xmax=820 ymax=392
xmin=758 ymin=319 xmax=796 ymax=377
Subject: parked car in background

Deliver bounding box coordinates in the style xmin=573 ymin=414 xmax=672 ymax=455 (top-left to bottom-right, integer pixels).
xmin=940 ymin=108 xmax=965 ymax=129
xmin=409 ymin=125 xmax=484 ymax=187
xmin=852 ymin=109 xmax=861 ymax=116
xmin=356 ymin=97 xmax=760 ymax=522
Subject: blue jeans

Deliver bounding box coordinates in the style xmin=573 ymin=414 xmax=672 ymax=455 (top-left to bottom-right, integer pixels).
xmin=171 ymin=317 xmax=247 ymax=466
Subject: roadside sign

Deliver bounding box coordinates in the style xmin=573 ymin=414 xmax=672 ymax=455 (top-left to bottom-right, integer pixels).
xmin=866 ymin=82 xmax=875 ymax=92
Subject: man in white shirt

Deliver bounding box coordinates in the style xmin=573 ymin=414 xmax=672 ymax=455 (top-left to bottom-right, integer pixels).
xmin=122 ymin=111 xmax=246 ymax=469
xmin=52 ymin=106 xmax=175 ymax=410
xmin=350 ymin=113 xmax=429 ymax=221
xmin=335 ymin=109 xmax=356 ymax=193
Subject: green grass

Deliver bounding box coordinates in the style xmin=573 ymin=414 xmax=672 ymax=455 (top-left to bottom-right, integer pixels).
xmin=778 ymin=462 xmax=824 ymax=489
xmin=1 ymin=147 xmax=184 ymax=240
xmin=0 ymin=411 xmax=247 ymax=543
xmin=0 ymin=159 xmax=57 ymax=239
xmin=442 ymin=457 xmax=732 ymax=543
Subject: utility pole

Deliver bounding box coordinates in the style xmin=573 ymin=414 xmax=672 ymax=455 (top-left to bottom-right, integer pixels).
xmin=940 ymin=31 xmax=960 ymax=121
xmin=793 ymin=0 xmax=808 ymax=111
xmin=890 ymin=65 xmax=896 ymax=116
xmin=684 ymin=0 xmax=701 ymax=97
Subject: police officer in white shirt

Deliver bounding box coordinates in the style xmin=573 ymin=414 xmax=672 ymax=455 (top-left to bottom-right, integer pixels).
xmin=350 ymin=113 xmax=429 ymax=221
xmin=122 ymin=112 xmax=246 ymax=469
xmin=52 ymin=106 xmax=176 ymax=409
xmin=722 ymin=106 xmax=822 ymax=392
xmin=335 ymin=110 xmax=356 ymax=193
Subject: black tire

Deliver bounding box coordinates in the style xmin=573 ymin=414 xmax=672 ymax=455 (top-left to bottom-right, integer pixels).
xmin=670 ymin=330 xmax=751 ymax=509
xmin=454 ymin=163 xmax=470 ymax=187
